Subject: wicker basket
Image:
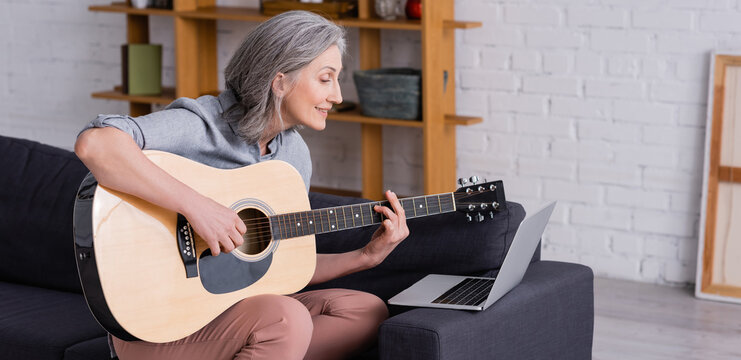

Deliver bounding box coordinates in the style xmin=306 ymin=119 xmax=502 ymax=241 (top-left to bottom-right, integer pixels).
xmin=353 ymin=68 xmax=422 ymax=120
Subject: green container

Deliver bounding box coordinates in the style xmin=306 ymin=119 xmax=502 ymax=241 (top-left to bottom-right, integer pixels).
xmin=122 ymin=44 xmax=162 ymax=96
xmin=353 ymin=68 xmax=422 ymax=120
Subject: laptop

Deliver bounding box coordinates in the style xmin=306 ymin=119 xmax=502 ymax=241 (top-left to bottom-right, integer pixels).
xmin=388 ymin=201 xmax=556 ymax=311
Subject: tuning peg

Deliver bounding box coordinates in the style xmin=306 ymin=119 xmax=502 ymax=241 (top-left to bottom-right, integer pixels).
xmin=458 ymin=178 xmax=469 ymax=187
xmin=489 ymin=184 xmax=496 ymax=191
xmin=480 ymin=203 xmax=488 ymax=210
xmin=492 ymin=201 xmax=500 ymax=210
xmin=468 ymin=204 xmax=476 ymax=212
xmin=475 ymin=213 xmax=485 ymax=222
xmin=466 ymin=214 xmax=472 ymax=222
xmin=478 ymin=186 xmax=485 ymax=192
xmin=469 ymin=176 xmax=479 ymax=185
xmin=489 ymin=211 xmax=494 ymax=219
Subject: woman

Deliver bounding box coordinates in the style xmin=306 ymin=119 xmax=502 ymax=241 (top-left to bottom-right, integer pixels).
xmin=75 ymin=10 xmax=409 ymax=360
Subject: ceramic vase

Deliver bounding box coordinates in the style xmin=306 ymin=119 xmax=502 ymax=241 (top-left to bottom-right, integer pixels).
xmin=375 ymin=0 xmax=398 ymax=20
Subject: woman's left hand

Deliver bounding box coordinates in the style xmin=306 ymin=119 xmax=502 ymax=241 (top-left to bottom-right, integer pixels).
xmin=361 ymin=190 xmax=410 ymax=267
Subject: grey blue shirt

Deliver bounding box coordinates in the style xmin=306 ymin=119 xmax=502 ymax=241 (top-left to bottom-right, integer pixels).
xmin=81 ymin=90 xmax=312 ymax=191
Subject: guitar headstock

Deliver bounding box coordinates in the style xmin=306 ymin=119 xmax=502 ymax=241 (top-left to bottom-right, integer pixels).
xmin=454 ymin=177 xmax=506 ymax=222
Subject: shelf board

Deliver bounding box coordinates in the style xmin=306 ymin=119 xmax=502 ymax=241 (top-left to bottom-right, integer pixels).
xmin=90 ymin=3 xmax=425 ymax=30
xmin=179 ymin=6 xmax=422 ymax=30
xmin=89 ymin=2 xmax=175 ymax=16
xmin=90 ymin=3 xmax=480 ymax=31
xmin=177 ymin=6 xmax=267 ymax=22
xmin=91 ymin=86 xmax=176 ymax=105
xmin=328 ymin=108 xmax=483 ymax=127
xmin=443 ymin=20 xmax=483 ymax=29
xmin=335 ymin=17 xmax=421 ymax=31
xmin=444 ymin=114 xmax=483 ymax=126
xmin=328 ymin=108 xmax=423 ymax=127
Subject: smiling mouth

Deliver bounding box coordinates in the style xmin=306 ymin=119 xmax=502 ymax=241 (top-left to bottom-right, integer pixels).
xmin=316 ymin=107 xmax=331 ymax=114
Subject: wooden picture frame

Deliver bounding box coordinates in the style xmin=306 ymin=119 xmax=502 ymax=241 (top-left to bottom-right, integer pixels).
xmin=696 ymin=52 xmax=741 ymax=304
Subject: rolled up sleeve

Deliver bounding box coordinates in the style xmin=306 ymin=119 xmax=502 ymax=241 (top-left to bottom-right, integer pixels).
xmin=79 ymin=101 xmax=209 ymax=152
xmin=79 ymin=114 xmax=146 ymax=148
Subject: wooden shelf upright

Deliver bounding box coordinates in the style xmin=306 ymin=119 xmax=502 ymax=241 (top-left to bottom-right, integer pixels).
xmin=89 ymin=0 xmax=482 ymax=200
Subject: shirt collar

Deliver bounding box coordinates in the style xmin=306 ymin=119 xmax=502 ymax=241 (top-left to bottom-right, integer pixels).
xmin=218 ymin=89 xmax=242 ymax=136
xmin=218 ymin=88 xmax=238 ymax=108
xmin=218 ymin=89 xmax=283 ymax=158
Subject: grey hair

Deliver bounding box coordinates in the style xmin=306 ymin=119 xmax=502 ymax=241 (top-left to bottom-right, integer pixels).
xmin=224 ymin=10 xmax=346 ymax=144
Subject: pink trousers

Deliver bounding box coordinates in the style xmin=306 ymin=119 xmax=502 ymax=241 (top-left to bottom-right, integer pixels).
xmin=112 ymin=289 xmax=388 ymax=360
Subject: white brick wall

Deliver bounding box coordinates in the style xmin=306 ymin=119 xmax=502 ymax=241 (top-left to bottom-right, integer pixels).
xmin=0 ymin=0 xmax=729 ymax=285
xmin=451 ymin=0 xmax=726 ymax=286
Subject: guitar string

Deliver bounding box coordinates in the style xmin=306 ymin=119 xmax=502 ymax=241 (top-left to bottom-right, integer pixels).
xmin=203 ymin=196 xmax=478 ymax=240
xmin=235 ymin=200 xmax=456 ymax=231
xmin=194 ymin=200 xmax=489 ymax=249
xmin=198 ymin=206 xmax=487 ymax=249
xmin=182 ymin=191 xmax=489 ymax=248
xmin=217 ymin=191 xmax=487 ymax=226
xmin=231 ymin=198 xmax=457 ymax=225
xmin=236 ymin=201 xmax=481 ymax=231
xmin=231 ymin=197 xmax=466 ymax=231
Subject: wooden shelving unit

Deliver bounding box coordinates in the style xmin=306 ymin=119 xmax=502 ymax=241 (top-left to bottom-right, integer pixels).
xmin=89 ymin=0 xmax=482 ymax=200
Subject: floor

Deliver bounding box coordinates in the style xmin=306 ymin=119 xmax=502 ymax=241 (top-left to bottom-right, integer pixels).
xmin=593 ymin=277 xmax=741 ymax=360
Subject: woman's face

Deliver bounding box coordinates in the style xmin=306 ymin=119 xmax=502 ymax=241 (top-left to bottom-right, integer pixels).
xmin=281 ymin=45 xmax=343 ymax=131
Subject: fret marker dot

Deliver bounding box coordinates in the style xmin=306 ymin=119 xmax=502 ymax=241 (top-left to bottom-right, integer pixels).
xmin=419 ymin=205 xmax=423 ymax=208
xmin=309 ymin=221 xmax=313 ymax=224
xmin=297 ymin=223 xmax=301 ymax=227
xmin=331 ymin=225 xmax=335 ymax=229
xmin=355 ymin=214 xmax=359 ymax=218
xmin=329 ymin=210 xmax=333 ymax=214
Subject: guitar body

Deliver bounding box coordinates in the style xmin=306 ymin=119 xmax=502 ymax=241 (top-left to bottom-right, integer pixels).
xmin=73 ymin=151 xmax=316 ymax=343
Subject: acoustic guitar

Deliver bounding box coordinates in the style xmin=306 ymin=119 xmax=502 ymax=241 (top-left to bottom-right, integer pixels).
xmin=73 ymin=150 xmax=505 ymax=343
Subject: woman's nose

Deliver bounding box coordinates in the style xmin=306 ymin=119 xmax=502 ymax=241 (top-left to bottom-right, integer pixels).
xmin=328 ymin=81 xmax=343 ymax=104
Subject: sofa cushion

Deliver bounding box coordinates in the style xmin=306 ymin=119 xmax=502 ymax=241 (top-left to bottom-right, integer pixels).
xmin=0 ymin=282 xmax=107 ymax=360
xmin=63 ymin=336 xmax=111 ymax=360
xmin=0 ymin=135 xmax=89 ymax=293
xmin=306 ymin=192 xmax=527 ymax=300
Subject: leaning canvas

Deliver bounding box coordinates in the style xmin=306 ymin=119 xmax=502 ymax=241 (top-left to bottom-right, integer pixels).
xmin=696 ymin=52 xmax=741 ymax=304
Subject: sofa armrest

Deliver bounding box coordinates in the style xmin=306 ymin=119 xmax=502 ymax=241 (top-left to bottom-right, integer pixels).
xmin=377 ymin=261 xmax=594 ymax=360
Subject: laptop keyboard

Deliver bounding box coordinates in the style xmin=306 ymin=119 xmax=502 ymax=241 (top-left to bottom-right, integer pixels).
xmin=432 ymin=278 xmax=495 ymax=307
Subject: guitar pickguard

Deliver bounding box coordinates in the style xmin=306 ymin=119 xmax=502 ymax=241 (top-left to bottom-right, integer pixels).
xmin=198 ymin=249 xmax=273 ymax=294
xmin=197 ymin=197 xmax=278 ymax=294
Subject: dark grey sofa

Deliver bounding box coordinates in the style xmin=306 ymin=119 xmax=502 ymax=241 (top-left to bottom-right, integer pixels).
xmin=0 ymin=134 xmax=594 ymax=360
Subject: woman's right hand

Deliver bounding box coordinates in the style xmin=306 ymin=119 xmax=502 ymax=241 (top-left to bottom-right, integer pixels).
xmin=76 ymin=128 xmax=246 ymax=256
xmin=182 ymin=194 xmax=247 ymax=256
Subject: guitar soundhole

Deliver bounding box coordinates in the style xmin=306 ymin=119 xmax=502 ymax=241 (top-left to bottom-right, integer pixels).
xmin=236 ymin=208 xmax=272 ymax=256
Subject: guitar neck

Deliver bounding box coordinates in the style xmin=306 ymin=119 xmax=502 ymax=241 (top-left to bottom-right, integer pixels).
xmin=270 ymin=193 xmax=457 ymax=240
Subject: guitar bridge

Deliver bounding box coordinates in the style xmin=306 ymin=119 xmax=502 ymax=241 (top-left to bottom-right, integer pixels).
xmin=177 ymin=214 xmax=198 ymax=278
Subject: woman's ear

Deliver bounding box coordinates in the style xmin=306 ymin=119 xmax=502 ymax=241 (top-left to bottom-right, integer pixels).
xmin=271 ymin=72 xmax=287 ymax=98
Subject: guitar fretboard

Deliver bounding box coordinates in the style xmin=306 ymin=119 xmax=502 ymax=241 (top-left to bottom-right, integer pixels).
xmin=270 ymin=193 xmax=456 ymax=240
